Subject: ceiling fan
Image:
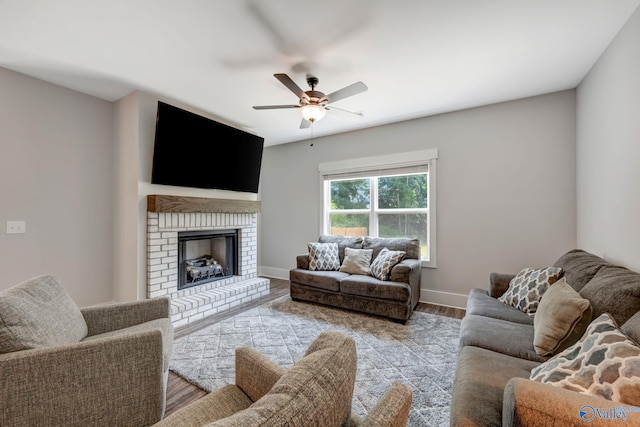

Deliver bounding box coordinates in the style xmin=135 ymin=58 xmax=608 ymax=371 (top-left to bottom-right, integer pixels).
xmin=253 ymin=73 xmax=368 ymax=129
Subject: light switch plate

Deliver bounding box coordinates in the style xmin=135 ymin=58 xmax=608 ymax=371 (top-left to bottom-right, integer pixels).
xmin=6 ymin=221 xmax=26 ymax=234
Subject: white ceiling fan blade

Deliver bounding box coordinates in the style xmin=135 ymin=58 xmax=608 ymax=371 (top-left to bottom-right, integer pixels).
xmin=324 ymin=81 xmax=368 ymax=103
xmin=325 ymin=105 xmax=364 ymax=119
xmin=253 ymin=105 xmax=300 ymax=110
xmin=300 ymin=118 xmax=311 ymax=129
xmin=274 ymin=73 xmax=307 ymax=99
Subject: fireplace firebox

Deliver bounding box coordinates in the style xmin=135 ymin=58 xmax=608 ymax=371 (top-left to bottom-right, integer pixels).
xmin=177 ymin=229 xmax=238 ymax=290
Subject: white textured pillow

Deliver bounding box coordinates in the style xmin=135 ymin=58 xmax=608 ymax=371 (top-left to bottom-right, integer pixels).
xmin=308 ymin=242 xmax=341 ymax=271
xmin=339 ymin=248 xmax=373 ymax=275
xmin=369 ymin=247 xmax=405 ymax=281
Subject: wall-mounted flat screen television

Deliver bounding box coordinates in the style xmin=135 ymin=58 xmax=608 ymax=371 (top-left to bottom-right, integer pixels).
xmin=151 ymin=101 xmax=264 ymax=193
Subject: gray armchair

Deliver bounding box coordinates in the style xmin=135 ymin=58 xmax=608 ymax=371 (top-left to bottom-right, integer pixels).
xmin=0 ymin=275 xmax=173 ymax=427
xmin=154 ymin=331 xmax=412 ymax=427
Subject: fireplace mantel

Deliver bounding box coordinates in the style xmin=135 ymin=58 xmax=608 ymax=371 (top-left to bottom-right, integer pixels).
xmin=147 ymin=195 xmax=261 ymax=214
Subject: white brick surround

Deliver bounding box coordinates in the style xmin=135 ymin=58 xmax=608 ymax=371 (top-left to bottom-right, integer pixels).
xmin=146 ymin=196 xmax=270 ymax=327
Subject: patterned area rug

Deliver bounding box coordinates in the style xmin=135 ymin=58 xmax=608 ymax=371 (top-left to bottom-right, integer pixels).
xmin=170 ymin=296 xmax=461 ymax=426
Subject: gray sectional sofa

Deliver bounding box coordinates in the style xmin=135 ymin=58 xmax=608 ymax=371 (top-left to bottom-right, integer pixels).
xmin=450 ymin=249 xmax=640 ymax=426
xmin=289 ymin=235 xmax=422 ymax=322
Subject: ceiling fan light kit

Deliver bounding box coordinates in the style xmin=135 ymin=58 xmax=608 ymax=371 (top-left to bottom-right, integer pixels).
xmin=300 ymin=104 xmax=326 ymax=122
xmin=253 ymin=73 xmax=367 ymax=128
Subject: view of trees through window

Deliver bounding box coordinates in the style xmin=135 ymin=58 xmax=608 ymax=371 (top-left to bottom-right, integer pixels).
xmin=327 ymin=172 xmax=429 ymax=258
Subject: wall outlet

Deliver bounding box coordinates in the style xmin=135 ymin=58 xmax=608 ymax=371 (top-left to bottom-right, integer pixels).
xmin=6 ymin=221 xmax=26 ymax=234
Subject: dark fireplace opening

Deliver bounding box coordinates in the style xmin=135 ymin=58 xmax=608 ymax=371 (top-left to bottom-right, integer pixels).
xmin=178 ymin=229 xmax=238 ymax=290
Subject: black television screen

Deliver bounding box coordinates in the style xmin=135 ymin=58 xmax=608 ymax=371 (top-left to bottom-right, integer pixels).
xmin=151 ymin=101 xmax=264 ymax=193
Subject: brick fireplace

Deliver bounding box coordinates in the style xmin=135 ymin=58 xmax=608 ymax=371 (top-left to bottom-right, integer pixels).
xmin=147 ymin=195 xmax=270 ymax=327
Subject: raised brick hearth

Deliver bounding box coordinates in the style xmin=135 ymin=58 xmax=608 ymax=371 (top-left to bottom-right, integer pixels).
xmin=146 ymin=195 xmax=270 ymax=327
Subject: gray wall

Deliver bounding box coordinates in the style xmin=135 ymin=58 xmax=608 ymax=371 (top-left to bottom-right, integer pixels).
xmin=576 ymin=6 xmax=640 ymax=272
xmin=0 ymin=67 xmax=114 ymax=306
xmin=260 ymin=91 xmax=577 ymax=308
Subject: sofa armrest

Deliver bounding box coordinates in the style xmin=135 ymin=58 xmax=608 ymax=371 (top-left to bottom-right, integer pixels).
xmin=296 ymin=253 xmax=310 ymax=270
xmin=0 ymin=329 xmax=165 ymax=427
xmin=504 ymin=377 xmax=640 ymax=426
xmin=235 ymin=346 xmax=287 ymax=402
xmin=391 ymin=258 xmax=422 ymax=309
xmin=81 ymin=297 xmax=171 ymax=336
xmin=390 ymin=258 xmax=420 ymax=283
xmin=489 ymin=272 xmax=516 ymax=298
xmin=361 ymin=382 xmax=412 ymax=427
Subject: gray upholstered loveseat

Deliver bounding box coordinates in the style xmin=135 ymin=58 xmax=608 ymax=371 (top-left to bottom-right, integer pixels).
xmin=451 ymin=249 xmax=640 ymax=426
xmin=289 ymin=235 xmax=422 ymax=322
xmin=0 ymin=275 xmax=174 ymax=427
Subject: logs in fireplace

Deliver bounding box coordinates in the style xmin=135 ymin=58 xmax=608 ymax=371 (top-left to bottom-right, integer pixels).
xmin=186 ymin=255 xmax=224 ymax=282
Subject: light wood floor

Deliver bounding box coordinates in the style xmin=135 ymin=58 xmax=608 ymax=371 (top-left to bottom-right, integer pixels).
xmin=164 ymin=277 xmax=466 ymax=417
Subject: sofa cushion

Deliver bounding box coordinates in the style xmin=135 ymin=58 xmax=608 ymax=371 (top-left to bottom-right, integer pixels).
xmin=466 ymin=288 xmax=534 ymax=325
xmin=459 ymin=315 xmax=548 ymax=362
xmin=553 ymin=249 xmax=609 ymax=292
xmin=289 ymin=269 xmax=348 ymax=292
xmin=451 ymin=346 xmax=539 ymax=427
xmin=339 ymin=274 xmax=410 ymax=302
xmin=0 ymin=275 xmax=88 ymax=354
xmin=339 ymin=247 xmax=373 ymax=276
xmin=318 ymin=235 xmax=364 ymax=263
xmin=212 ymin=331 xmax=357 ymax=427
xmin=308 ymin=242 xmax=341 ymax=271
xmin=369 ymin=247 xmax=405 ymax=281
xmin=530 ymin=313 xmax=640 ymax=407
xmin=498 ymin=267 xmax=562 ymax=317
xmin=533 ymin=278 xmax=592 ymax=356
xmin=363 ymin=236 xmax=420 ymax=260
xmin=579 ymin=265 xmax=640 ymax=326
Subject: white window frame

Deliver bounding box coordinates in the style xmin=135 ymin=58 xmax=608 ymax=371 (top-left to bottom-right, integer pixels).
xmin=318 ymin=149 xmax=437 ymax=268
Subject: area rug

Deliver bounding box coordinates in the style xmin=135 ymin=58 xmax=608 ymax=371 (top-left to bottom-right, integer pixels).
xmin=170 ymin=296 xmax=461 ymax=426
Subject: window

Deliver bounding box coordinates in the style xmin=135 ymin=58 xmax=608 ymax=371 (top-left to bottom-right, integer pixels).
xmin=319 ymin=149 xmax=437 ymax=267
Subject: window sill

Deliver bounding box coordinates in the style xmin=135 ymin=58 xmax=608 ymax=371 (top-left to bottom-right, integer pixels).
xmin=421 ymin=259 xmax=436 ymax=269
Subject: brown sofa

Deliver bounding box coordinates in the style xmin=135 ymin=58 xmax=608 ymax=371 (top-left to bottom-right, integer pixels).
xmin=289 ymin=235 xmax=422 ymax=322
xmin=155 ymin=331 xmax=413 ymax=427
xmin=450 ymin=249 xmax=640 ymax=426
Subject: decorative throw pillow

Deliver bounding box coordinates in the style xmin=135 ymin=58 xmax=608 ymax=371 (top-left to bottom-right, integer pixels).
xmin=533 ymin=277 xmax=592 ymax=356
xmin=369 ymin=247 xmax=405 ymax=281
xmin=498 ymin=266 xmax=563 ymax=317
xmin=0 ymin=275 xmax=88 ymax=354
xmin=308 ymin=242 xmax=341 ymax=271
xmin=530 ymin=313 xmax=640 ymax=406
xmin=339 ymin=247 xmax=373 ymax=276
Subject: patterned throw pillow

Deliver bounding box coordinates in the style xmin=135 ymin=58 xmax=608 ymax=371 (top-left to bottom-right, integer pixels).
xmin=308 ymin=242 xmax=341 ymax=271
xmin=498 ymin=267 xmax=563 ymax=316
xmin=530 ymin=313 xmax=640 ymax=406
xmin=369 ymin=247 xmax=405 ymax=281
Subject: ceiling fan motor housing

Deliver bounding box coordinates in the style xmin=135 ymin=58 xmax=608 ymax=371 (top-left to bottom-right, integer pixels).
xmin=300 ymin=90 xmax=327 ymax=107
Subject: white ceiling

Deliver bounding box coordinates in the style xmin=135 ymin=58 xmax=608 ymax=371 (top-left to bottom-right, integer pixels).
xmin=1 ymin=0 xmax=638 ymax=147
